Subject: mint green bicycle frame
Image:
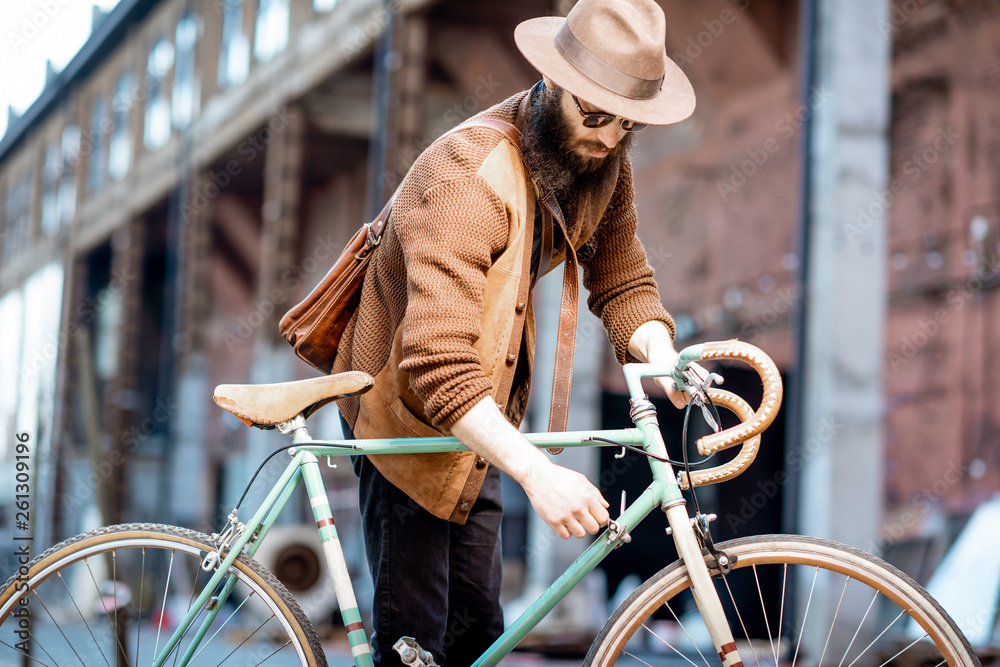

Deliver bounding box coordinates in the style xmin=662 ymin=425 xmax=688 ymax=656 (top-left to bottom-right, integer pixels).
xmin=153 ymin=354 xmax=739 ymax=667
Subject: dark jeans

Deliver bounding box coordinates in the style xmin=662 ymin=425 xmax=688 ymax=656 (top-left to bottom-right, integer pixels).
xmin=343 ymin=417 xmax=505 ymax=667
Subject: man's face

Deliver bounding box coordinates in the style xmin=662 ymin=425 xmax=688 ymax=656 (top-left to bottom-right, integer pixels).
xmin=555 ymin=89 xmax=628 ymax=163
xmin=522 ymin=79 xmax=637 ymax=197
xmin=541 ymin=79 xmax=635 ymax=174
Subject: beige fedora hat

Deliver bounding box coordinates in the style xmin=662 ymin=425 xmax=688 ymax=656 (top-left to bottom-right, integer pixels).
xmin=515 ymin=0 xmax=695 ymax=126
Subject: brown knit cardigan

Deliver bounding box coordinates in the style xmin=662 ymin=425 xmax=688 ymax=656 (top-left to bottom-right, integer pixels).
xmin=332 ymin=90 xmax=674 ymax=517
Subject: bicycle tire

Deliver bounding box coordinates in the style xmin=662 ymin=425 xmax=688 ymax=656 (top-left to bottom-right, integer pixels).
xmin=0 ymin=523 xmax=328 ymax=666
xmin=586 ymin=534 xmax=979 ymax=667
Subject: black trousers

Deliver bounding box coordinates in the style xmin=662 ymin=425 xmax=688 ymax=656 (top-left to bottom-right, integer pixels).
xmin=343 ymin=417 xmax=505 ymax=667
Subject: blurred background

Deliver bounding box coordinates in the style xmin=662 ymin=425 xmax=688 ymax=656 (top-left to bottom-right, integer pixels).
xmin=0 ymin=0 xmax=998 ymax=660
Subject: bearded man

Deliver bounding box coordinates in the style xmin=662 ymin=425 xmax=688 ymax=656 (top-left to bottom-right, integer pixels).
xmin=332 ymin=0 xmax=698 ymax=664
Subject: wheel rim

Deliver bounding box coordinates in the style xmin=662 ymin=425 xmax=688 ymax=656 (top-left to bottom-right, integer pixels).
xmin=592 ymin=537 xmax=973 ymax=667
xmin=1 ymin=530 xmax=315 ymax=666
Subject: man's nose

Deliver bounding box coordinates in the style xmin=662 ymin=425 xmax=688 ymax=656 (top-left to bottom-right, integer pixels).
xmin=597 ymin=123 xmax=625 ymax=149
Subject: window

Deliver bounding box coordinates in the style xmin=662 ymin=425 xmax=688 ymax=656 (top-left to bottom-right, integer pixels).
xmin=2 ymin=172 xmax=32 ymax=262
xmin=88 ymin=96 xmax=108 ymax=192
xmin=108 ymin=73 xmax=134 ymax=181
xmin=313 ymin=0 xmax=338 ymax=11
xmin=59 ymin=124 xmax=79 ymax=223
xmin=254 ymin=0 xmax=288 ymax=62
xmin=218 ymin=0 xmax=249 ymax=89
xmin=41 ymin=142 xmax=60 ymax=235
xmin=144 ymin=37 xmax=176 ymax=150
xmin=173 ymin=11 xmax=200 ymax=129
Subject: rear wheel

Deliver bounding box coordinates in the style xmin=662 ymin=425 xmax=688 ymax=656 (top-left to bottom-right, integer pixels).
xmin=0 ymin=523 xmax=327 ymax=666
xmin=586 ymin=535 xmax=979 ymax=666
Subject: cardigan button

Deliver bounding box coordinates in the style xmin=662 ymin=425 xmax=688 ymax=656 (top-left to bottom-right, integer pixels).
xmin=475 ymin=456 xmax=487 ymax=469
xmin=506 ymin=353 xmax=516 ymax=364
xmin=460 ymin=502 xmax=472 ymax=512
xmin=515 ymin=301 xmax=526 ymax=313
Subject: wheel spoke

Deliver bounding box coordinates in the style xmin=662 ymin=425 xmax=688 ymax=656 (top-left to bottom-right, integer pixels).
xmin=85 ymin=553 xmax=130 ymax=666
xmin=0 ymin=634 xmax=56 ymax=666
xmin=752 ymin=564 xmax=779 ymax=667
xmin=32 ymin=587 xmax=83 ymax=666
xmin=57 ymin=568 xmax=112 ymax=666
xmin=662 ymin=600 xmax=712 ymax=666
xmin=847 ymin=608 xmax=907 ymax=667
xmin=620 ymin=649 xmax=657 ymax=666
xmin=153 ymin=548 xmax=176 ymax=663
xmin=720 ymin=574 xmax=763 ymax=667
xmin=838 ymin=587 xmax=879 ymax=666
xmin=790 ymin=565 xmax=819 ymax=667
xmin=189 ymin=589 xmax=259 ymax=662
xmin=251 ymin=639 xmax=293 ymax=666
xmin=639 ymin=621 xmax=700 ymax=666
xmin=135 ymin=546 xmax=145 ymax=667
xmin=817 ymin=574 xmax=851 ymax=667
xmin=216 ymin=614 xmax=277 ymax=666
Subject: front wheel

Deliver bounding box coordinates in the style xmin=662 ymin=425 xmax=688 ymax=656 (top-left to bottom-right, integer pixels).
xmin=586 ymin=534 xmax=979 ymax=666
xmin=0 ymin=523 xmax=327 ymax=666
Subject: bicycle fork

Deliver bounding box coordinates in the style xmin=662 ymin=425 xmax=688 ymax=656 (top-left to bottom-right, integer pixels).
xmin=632 ymin=400 xmax=745 ymax=667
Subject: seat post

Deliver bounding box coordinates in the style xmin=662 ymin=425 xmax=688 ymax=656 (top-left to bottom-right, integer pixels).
xmin=276 ymin=414 xmax=312 ymax=444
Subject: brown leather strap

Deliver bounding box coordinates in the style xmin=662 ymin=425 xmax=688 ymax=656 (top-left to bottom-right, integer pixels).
xmin=537 ymin=199 xmax=555 ymax=281
xmin=366 ymin=192 xmax=396 ymax=248
xmin=540 ymin=191 xmax=578 ymax=434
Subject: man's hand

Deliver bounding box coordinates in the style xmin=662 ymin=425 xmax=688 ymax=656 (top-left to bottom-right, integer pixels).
xmin=628 ymin=321 xmax=713 ymax=408
xmin=521 ymin=463 xmax=609 ymax=539
xmin=451 ymin=398 xmax=609 ymax=540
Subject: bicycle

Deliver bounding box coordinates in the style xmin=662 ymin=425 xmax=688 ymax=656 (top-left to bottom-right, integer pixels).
xmin=1 ymin=340 xmax=979 ymax=666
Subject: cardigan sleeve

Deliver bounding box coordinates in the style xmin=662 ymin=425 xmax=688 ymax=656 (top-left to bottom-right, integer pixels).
xmin=394 ymin=174 xmax=510 ymax=429
xmin=582 ymin=152 xmax=676 ymax=364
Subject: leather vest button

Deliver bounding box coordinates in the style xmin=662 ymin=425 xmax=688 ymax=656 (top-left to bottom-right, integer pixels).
xmin=506 ymin=353 xmax=516 ymax=364
xmin=515 ymin=301 xmax=526 ymax=313
xmin=475 ymin=457 xmax=487 ymax=469
xmin=460 ymin=502 xmax=472 ymax=512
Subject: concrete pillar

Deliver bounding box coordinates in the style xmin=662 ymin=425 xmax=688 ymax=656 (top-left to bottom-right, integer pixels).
xmin=799 ymin=0 xmax=890 ymax=652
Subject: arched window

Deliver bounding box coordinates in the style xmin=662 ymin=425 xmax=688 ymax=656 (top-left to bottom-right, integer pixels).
xmin=254 ymin=0 xmax=288 ymax=62
xmin=313 ymin=0 xmax=338 ymax=11
xmin=108 ymin=73 xmax=134 ymax=181
xmin=88 ymin=95 xmax=107 ymax=192
xmin=218 ymin=0 xmax=249 ymax=89
xmin=173 ymin=10 xmax=200 ymax=129
xmin=144 ymin=37 xmax=175 ymax=150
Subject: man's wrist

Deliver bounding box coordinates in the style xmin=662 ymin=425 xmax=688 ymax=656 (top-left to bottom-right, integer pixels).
xmin=627 ymin=320 xmax=676 ymax=363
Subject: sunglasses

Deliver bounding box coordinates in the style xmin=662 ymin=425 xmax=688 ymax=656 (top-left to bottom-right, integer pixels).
xmin=572 ymin=95 xmax=648 ymax=132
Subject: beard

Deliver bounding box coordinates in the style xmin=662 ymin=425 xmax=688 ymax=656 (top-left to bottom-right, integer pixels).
xmin=520 ymin=81 xmax=635 ymax=201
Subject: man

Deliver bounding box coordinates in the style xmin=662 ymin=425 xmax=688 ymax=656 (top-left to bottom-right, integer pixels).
xmin=332 ymin=0 xmax=697 ymax=663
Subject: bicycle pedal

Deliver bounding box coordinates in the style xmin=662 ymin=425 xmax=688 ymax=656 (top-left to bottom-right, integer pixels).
xmin=393 ymin=637 xmax=439 ymax=667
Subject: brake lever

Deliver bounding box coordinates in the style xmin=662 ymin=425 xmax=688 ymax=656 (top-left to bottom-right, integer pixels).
xmin=673 ymin=366 xmax=724 ymax=433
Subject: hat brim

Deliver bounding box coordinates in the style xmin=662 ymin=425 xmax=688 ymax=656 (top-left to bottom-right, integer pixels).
xmin=514 ymin=17 xmax=696 ymax=126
